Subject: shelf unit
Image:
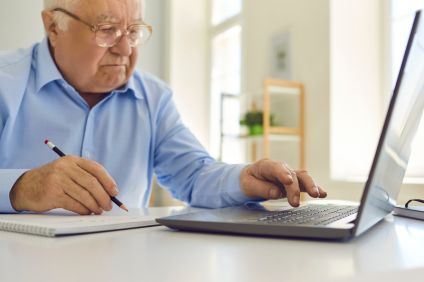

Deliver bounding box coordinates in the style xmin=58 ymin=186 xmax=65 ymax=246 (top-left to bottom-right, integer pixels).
xmin=263 ymin=78 xmax=305 ymax=169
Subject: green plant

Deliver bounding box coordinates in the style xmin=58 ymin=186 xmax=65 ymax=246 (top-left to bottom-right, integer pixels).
xmin=240 ymin=111 xmax=264 ymax=126
xmin=240 ymin=111 xmax=275 ymax=136
xmin=240 ymin=111 xmax=275 ymax=126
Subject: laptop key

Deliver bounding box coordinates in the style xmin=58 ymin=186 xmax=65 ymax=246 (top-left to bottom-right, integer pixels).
xmin=257 ymin=205 xmax=358 ymax=226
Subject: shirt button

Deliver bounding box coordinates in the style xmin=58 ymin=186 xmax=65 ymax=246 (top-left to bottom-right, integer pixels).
xmin=84 ymin=150 xmax=91 ymax=158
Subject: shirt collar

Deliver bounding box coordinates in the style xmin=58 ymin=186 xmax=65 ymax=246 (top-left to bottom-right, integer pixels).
xmin=113 ymin=74 xmax=142 ymax=100
xmin=34 ymin=37 xmax=63 ymax=93
xmin=35 ymin=37 xmax=142 ymax=100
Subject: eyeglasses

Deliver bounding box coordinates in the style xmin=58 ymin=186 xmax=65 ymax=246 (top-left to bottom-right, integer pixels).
xmin=52 ymin=8 xmax=153 ymax=48
xmin=405 ymin=199 xmax=424 ymax=208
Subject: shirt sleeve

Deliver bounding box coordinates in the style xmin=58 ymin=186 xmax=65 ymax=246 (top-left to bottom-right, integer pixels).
xmin=152 ymin=90 xmax=256 ymax=208
xmin=0 ymin=98 xmax=27 ymax=213
xmin=0 ymin=169 xmax=28 ymax=213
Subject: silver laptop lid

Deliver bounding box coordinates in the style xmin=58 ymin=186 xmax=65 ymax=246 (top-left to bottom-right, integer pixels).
xmin=354 ymin=10 xmax=424 ymax=236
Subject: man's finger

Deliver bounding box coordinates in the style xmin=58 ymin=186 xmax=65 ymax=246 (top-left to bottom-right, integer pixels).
xmin=249 ymin=160 xmax=294 ymax=186
xmin=296 ymin=170 xmax=320 ymax=198
xmin=282 ymin=169 xmax=301 ymax=207
xmin=69 ymin=165 xmax=112 ymax=211
xmin=62 ymin=178 xmax=103 ymax=215
xmin=59 ymin=194 xmax=92 ymax=215
xmin=76 ymin=159 xmax=118 ymax=197
xmin=317 ymin=186 xmax=327 ymax=198
xmin=243 ymin=175 xmax=284 ymax=200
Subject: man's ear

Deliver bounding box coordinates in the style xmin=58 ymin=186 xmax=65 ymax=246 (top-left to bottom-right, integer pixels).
xmin=41 ymin=10 xmax=60 ymax=47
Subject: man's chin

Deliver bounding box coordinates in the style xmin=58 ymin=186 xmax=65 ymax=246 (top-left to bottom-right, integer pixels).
xmin=98 ymin=78 xmax=129 ymax=92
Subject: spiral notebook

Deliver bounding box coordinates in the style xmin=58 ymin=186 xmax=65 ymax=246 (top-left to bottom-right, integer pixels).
xmin=0 ymin=210 xmax=159 ymax=237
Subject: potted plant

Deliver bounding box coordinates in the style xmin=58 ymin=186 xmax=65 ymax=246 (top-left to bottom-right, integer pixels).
xmin=240 ymin=111 xmax=274 ymax=136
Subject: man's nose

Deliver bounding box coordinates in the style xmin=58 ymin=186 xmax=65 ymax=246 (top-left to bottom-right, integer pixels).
xmin=110 ymin=33 xmax=132 ymax=57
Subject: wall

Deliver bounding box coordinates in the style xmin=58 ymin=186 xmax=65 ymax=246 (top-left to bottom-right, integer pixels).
xmin=140 ymin=0 xmax=166 ymax=79
xmin=330 ymin=0 xmax=423 ymax=203
xmin=165 ymin=0 xmax=209 ymax=149
xmin=243 ymin=0 xmax=339 ymax=197
xmin=328 ymin=0 xmax=383 ymax=201
xmin=330 ymin=0 xmax=385 ymax=182
xmin=0 ymin=1 xmax=44 ymax=50
xmin=242 ymin=0 xmax=421 ymax=204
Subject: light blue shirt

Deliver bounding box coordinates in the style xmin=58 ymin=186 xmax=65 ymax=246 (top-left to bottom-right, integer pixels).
xmin=0 ymin=38 xmax=252 ymax=213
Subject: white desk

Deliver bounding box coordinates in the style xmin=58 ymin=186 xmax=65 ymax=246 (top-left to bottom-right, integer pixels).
xmin=0 ymin=207 xmax=423 ymax=282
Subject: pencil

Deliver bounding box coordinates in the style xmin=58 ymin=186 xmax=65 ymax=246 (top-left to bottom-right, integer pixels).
xmin=44 ymin=139 xmax=129 ymax=212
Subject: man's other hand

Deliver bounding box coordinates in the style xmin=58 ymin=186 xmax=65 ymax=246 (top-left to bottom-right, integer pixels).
xmin=9 ymin=156 xmax=119 ymax=215
xmin=240 ymin=159 xmax=327 ymax=207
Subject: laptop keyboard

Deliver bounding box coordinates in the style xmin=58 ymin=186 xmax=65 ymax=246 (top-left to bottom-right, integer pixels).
xmin=256 ymin=205 xmax=358 ymax=226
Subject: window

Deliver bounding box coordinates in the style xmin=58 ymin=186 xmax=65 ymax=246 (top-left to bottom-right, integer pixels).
xmin=330 ymin=1 xmax=383 ymax=181
xmin=330 ymin=0 xmax=424 ymax=182
xmin=209 ymin=0 xmax=243 ymax=162
xmin=390 ymin=0 xmax=424 ymax=181
xmin=212 ymin=0 xmax=242 ymax=26
xmin=211 ymin=26 xmax=242 ymax=97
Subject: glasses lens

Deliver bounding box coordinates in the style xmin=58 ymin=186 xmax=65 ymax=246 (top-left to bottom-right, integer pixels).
xmin=95 ymin=25 xmax=152 ymax=48
xmin=127 ymin=25 xmax=152 ymax=47
xmin=96 ymin=26 xmax=120 ymax=47
xmin=127 ymin=26 xmax=141 ymax=47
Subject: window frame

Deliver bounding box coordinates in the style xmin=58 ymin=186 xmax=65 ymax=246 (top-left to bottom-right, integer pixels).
xmin=207 ymin=0 xmax=244 ymax=159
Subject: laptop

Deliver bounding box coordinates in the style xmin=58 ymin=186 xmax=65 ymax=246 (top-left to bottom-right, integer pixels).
xmin=157 ymin=10 xmax=424 ymax=240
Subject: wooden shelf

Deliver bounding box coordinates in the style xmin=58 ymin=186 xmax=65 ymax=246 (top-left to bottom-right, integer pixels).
xmin=268 ymin=86 xmax=301 ymax=96
xmin=269 ymin=135 xmax=301 ymax=142
xmin=221 ymin=134 xmax=263 ymax=141
xmin=222 ymin=134 xmax=300 ymax=142
xmin=263 ymin=78 xmax=305 ymax=169
xmin=268 ymin=127 xmax=301 ymax=135
xmin=264 ymin=78 xmax=303 ymax=88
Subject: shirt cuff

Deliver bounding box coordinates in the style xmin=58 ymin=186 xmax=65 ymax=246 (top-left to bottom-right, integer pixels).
xmin=0 ymin=169 xmax=28 ymax=213
xmin=222 ymin=164 xmax=263 ymax=206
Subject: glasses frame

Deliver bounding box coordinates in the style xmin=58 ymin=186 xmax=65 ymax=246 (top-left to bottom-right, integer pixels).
xmin=405 ymin=199 xmax=424 ymax=208
xmin=52 ymin=8 xmax=153 ymax=47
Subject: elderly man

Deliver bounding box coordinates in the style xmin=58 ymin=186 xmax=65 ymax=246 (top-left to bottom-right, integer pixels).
xmin=0 ymin=0 xmax=326 ymax=215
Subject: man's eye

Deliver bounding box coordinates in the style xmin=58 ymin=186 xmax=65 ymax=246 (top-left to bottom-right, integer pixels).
xmin=99 ymin=26 xmax=117 ymax=34
xmin=129 ymin=28 xmax=141 ymax=36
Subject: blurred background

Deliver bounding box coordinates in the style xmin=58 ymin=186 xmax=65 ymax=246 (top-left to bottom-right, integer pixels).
xmin=1 ymin=0 xmax=423 ymax=207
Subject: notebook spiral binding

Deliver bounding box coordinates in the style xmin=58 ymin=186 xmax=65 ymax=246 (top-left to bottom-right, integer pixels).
xmin=0 ymin=221 xmax=55 ymax=237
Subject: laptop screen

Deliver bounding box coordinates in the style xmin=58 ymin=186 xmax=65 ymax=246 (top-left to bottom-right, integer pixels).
xmin=355 ymin=10 xmax=424 ymax=236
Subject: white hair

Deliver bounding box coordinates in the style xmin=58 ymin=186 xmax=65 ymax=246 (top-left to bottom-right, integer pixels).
xmin=44 ymin=0 xmax=145 ymax=31
xmin=44 ymin=0 xmax=81 ymax=31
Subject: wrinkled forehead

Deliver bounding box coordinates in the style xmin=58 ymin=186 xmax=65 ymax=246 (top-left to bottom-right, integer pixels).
xmin=78 ymin=0 xmax=143 ymax=23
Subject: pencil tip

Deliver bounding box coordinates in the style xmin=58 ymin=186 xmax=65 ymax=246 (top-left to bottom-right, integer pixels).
xmin=121 ymin=205 xmax=129 ymax=212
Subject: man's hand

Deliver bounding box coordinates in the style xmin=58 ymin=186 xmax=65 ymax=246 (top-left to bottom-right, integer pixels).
xmin=9 ymin=156 xmax=119 ymax=215
xmin=240 ymin=159 xmax=327 ymax=207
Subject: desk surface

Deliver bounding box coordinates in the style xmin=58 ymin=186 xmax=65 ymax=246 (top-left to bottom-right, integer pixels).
xmin=0 ymin=206 xmax=423 ymax=282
